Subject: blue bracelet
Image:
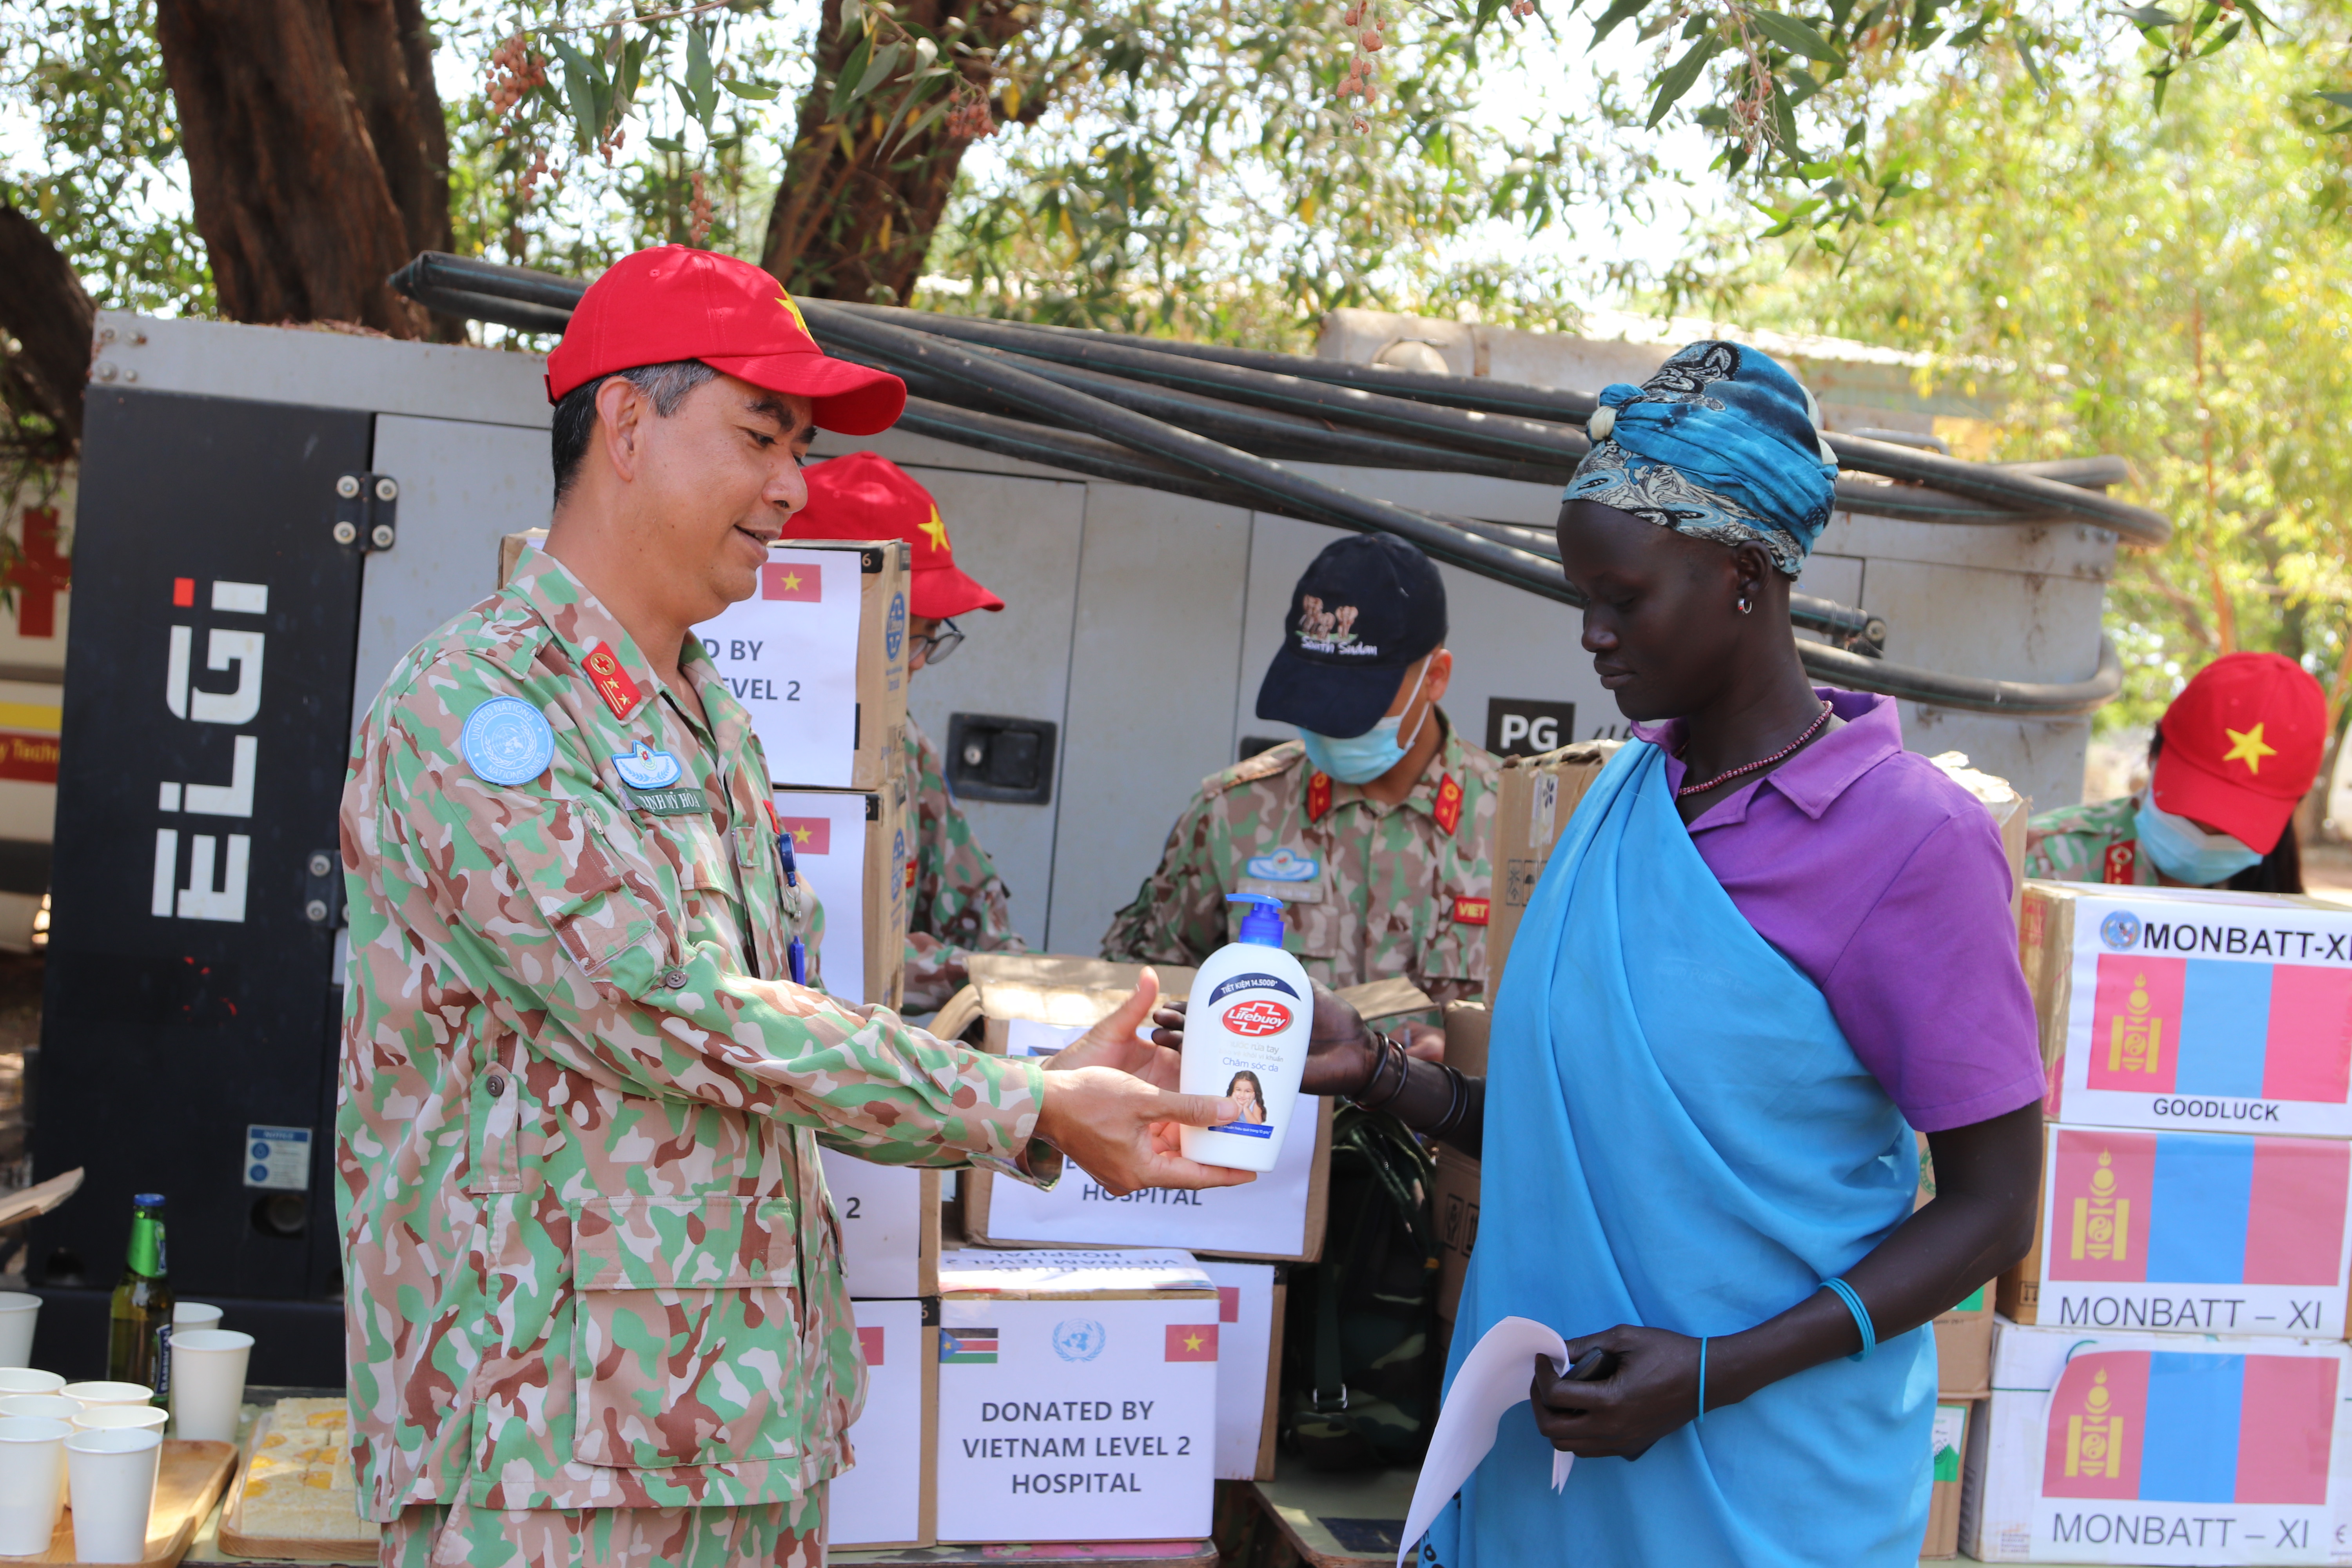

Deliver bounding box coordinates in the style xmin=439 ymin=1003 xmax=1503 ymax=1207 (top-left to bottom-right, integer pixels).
xmin=1822 ymin=1278 xmax=1875 ymax=1361
xmin=1695 ymin=1337 xmax=1708 ymax=1426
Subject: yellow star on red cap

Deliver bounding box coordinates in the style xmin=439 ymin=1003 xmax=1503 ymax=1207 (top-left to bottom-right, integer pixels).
xmin=920 ymin=505 xmax=950 ymax=555
xmin=2222 ymin=721 xmax=2278 ymax=775
xmin=775 ymin=292 xmax=812 ymax=340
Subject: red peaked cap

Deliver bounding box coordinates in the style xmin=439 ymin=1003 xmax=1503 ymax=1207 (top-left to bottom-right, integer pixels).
xmin=789 ymin=452 xmax=1005 ymax=618
xmin=544 ymin=245 xmax=906 ymax=435
xmin=2152 ymin=651 xmax=2327 ymax=854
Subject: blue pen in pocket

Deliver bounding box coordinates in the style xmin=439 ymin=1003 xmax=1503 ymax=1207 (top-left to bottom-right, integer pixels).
xmin=777 ymin=829 xmax=809 ymax=986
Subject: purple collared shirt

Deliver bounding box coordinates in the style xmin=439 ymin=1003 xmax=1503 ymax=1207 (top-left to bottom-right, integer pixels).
xmin=1634 ymin=689 xmax=2045 ymax=1132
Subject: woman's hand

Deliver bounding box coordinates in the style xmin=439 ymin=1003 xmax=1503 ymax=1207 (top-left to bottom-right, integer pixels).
xmin=1528 ymin=1326 xmax=1702 ymax=1459
xmin=1149 ymin=989 xmax=1384 ymax=1097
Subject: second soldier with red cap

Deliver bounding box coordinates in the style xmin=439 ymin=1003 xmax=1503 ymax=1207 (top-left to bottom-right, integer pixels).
xmin=788 ymin=451 xmax=1032 ymax=1012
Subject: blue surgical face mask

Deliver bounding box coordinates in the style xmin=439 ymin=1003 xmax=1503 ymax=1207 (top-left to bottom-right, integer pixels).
xmin=1299 ymin=664 xmax=1430 ymax=785
xmin=2135 ymin=792 xmax=2263 ymax=886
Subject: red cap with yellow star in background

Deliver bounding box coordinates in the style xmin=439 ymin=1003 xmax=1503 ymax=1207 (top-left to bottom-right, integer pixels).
xmin=544 ymin=245 xmax=905 ymax=434
xmin=2153 ymin=651 xmax=2327 ymax=853
xmin=787 ymin=452 xmax=1005 ymax=619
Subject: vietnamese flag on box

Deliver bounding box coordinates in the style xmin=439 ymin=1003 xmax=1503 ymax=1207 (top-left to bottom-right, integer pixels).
xmin=2043 ymin=1349 xmax=2336 ymax=1506
xmin=762 ymin=562 xmax=823 ymax=601
xmin=1165 ymin=1324 xmax=1218 ymax=1362
xmin=858 ymin=1325 xmax=885 ymax=1365
xmin=775 ymin=817 xmax=831 ymax=855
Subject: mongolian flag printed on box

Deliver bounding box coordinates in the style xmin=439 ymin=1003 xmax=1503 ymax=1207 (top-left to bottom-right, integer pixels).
xmin=2043 ymin=1350 xmax=2336 ymax=1507
xmin=2040 ymin=1126 xmax=2352 ymax=1336
xmin=2059 ymin=892 xmax=2352 ymax=1139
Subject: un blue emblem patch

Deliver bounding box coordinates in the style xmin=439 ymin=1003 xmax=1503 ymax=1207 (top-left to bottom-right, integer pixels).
xmin=461 ymin=697 xmax=555 ymax=786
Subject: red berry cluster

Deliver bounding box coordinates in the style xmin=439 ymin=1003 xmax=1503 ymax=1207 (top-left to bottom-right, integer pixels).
xmin=1336 ymin=0 xmax=1381 ymax=123
xmin=946 ymin=89 xmax=997 ymax=139
xmin=599 ymin=124 xmax=627 ymax=165
xmin=517 ymin=148 xmax=552 ymax=209
xmin=487 ymin=33 xmax=547 ymax=118
xmin=688 ymin=171 xmax=715 ymax=245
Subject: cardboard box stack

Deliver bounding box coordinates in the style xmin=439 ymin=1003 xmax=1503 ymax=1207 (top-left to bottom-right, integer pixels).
xmin=1962 ymin=880 xmax=2352 ymax=1564
xmin=933 ymin=1249 xmax=1221 ymax=1543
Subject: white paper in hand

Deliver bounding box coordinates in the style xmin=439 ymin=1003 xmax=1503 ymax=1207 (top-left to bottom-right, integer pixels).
xmin=1395 ymin=1315 xmax=1575 ymax=1568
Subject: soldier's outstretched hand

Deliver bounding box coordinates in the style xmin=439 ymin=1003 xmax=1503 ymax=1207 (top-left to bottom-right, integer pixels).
xmin=1034 ymin=971 xmax=1257 ymax=1196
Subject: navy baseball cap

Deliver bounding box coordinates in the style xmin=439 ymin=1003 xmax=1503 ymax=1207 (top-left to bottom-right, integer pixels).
xmin=1256 ymin=534 xmax=1447 ymax=739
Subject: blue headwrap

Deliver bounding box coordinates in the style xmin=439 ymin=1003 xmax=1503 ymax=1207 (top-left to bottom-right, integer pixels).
xmin=1562 ymin=340 xmax=1840 ymax=576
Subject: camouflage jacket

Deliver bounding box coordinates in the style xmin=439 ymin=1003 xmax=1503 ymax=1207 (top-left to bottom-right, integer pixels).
xmin=2023 ymin=795 xmax=2155 ymax=886
xmin=902 ymin=719 xmax=1029 ymax=1015
xmin=337 ymin=552 xmax=1055 ymax=1521
xmin=1100 ymin=714 xmax=1500 ymax=1006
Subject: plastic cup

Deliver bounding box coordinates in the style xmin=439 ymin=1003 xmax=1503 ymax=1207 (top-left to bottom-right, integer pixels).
xmin=0 ymin=1394 xmax=82 ymax=1423
xmin=61 ymin=1381 xmax=153 ymax=1411
xmin=64 ymin=1427 xmax=160 ymax=1564
xmin=0 ymin=1415 xmax=69 ymax=1554
xmin=167 ymin=1329 xmax=252 ymax=1443
xmin=73 ymin=1404 xmax=167 ymax=1435
xmin=0 ymin=1368 xmax=64 ymax=1397
xmin=172 ymin=1302 xmax=223 ymax=1332
xmin=0 ymin=1294 xmax=39 ymax=1369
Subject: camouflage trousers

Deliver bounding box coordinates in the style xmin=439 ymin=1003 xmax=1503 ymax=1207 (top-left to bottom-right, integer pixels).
xmin=383 ymin=1489 xmax=827 ymax=1568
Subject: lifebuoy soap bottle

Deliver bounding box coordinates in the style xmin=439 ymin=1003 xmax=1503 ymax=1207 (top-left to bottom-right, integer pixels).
xmin=1180 ymin=894 xmax=1312 ymax=1172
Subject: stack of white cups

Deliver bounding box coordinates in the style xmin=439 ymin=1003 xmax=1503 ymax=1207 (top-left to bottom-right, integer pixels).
xmin=0 ymin=1296 xmax=239 ymax=1561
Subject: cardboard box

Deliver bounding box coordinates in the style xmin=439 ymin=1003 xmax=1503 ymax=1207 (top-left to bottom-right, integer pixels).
xmin=1432 ymin=1143 xmax=1480 ymax=1326
xmin=1959 ymin=1319 xmax=2351 ymax=1563
xmin=823 ymin=1149 xmax=942 ymax=1299
xmin=829 ymin=1298 xmax=938 ymax=1548
xmin=1443 ymin=1000 xmax=1490 ymax=1078
xmin=773 ymin=775 xmax=911 ymax=1009
xmin=2019 ymin=881 xmax=2352 ymax=1137
xmin=1925 ymin=750 xmax=2029 ymax=923
xmin=1488 ymin=741 xmax=1621 ymax=994
xmin=956 ymin=956 xmax=1410 ymax=1263
xmin=498 ymin=527 xmax=545 ymax=586
xmin=695 ymin=539 xmax=910 ymax=790
xmin=933 ymin=1248 xmax=1219 ymax=1543
xmin=1996 ymin=1122 xmax=2352 ymax=1337
xmin=1198 ymin=1260 xmax=1283 ymax=1482
xmin=1925 ymin=1399 xmax=1976 ymax=1559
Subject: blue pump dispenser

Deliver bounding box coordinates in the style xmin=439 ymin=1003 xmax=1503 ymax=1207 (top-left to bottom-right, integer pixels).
xmin=1227 ymin=893 xmax=1287 ymax=947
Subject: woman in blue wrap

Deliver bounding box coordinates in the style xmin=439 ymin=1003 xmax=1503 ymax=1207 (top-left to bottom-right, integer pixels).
xmin=1266 ymin=343 xmax=2047 ymax=1565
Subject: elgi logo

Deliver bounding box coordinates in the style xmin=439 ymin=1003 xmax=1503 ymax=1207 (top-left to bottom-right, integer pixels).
xmin=2100 ymin=911 xmax=2143 ymax=951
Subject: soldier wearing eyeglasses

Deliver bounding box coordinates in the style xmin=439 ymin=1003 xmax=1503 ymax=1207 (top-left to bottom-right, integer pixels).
xmin=788 ymin=453 xmax=1031 ymax=1013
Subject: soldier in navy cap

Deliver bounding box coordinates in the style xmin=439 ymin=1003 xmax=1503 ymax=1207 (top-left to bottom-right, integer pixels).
xmin=1102 ymin=533 xmax=1499 ymax=1015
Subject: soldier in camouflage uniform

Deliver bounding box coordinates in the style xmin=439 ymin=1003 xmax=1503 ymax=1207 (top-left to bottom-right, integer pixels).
xmin=787 ymin=453 xmax=1028 ymax=1014
xmin=2025 ymin=652 xmax=2324 ymax=893
xmin=1103 ymin=535 xmax=1499 ymax=1009
xmin=339 ymin=247 xmax=1245 ymax=1567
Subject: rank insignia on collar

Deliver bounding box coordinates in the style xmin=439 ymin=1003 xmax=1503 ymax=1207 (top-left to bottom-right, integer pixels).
xmin=1306 ymin=771 xmax=1333 ymax=823
xmin=583 ymin=641 xmax=643 ymax=719
xmin=1453 ymin=896 xmax=1490 ymax=926
xmin=2103 ymin=840 xmax=2138 ymax=885
xmin=1434 ymin=773 xmax=1464 ymax=835
xmin=612 ymin=740 xmax=683 ymax=790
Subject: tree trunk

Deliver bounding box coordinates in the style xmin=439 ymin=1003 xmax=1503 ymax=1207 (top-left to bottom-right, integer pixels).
xmin=762 ymin=0 xmax=1037 ymax=303
xmin=0 ymin=205 xmax=96 ymax=456
xmin=154 ymin=0 xmax=454 ymax=338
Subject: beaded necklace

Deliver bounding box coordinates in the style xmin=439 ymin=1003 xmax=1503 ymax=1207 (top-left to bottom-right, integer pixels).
xmin=1675 ymin=701 xmax=1834 ymax=799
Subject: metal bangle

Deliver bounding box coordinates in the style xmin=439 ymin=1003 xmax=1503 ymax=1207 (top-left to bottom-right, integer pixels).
xmin=1346 ymin=1031 xmax=1394 ymax=1102
xmin=1425 ymin=1063 xmax=1471 ymax=1142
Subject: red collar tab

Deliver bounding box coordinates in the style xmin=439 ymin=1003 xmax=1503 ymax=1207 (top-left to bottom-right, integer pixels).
xmin=1453 ymin=895 xmax=1490 ymax=926
xmin=1434 ymin=773 xmax=1464 ymax=836
xmin=583 ymin=642 xmax=644 ymax=720
xmin=1306 ymin=771 xmax=1333 ymax=824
